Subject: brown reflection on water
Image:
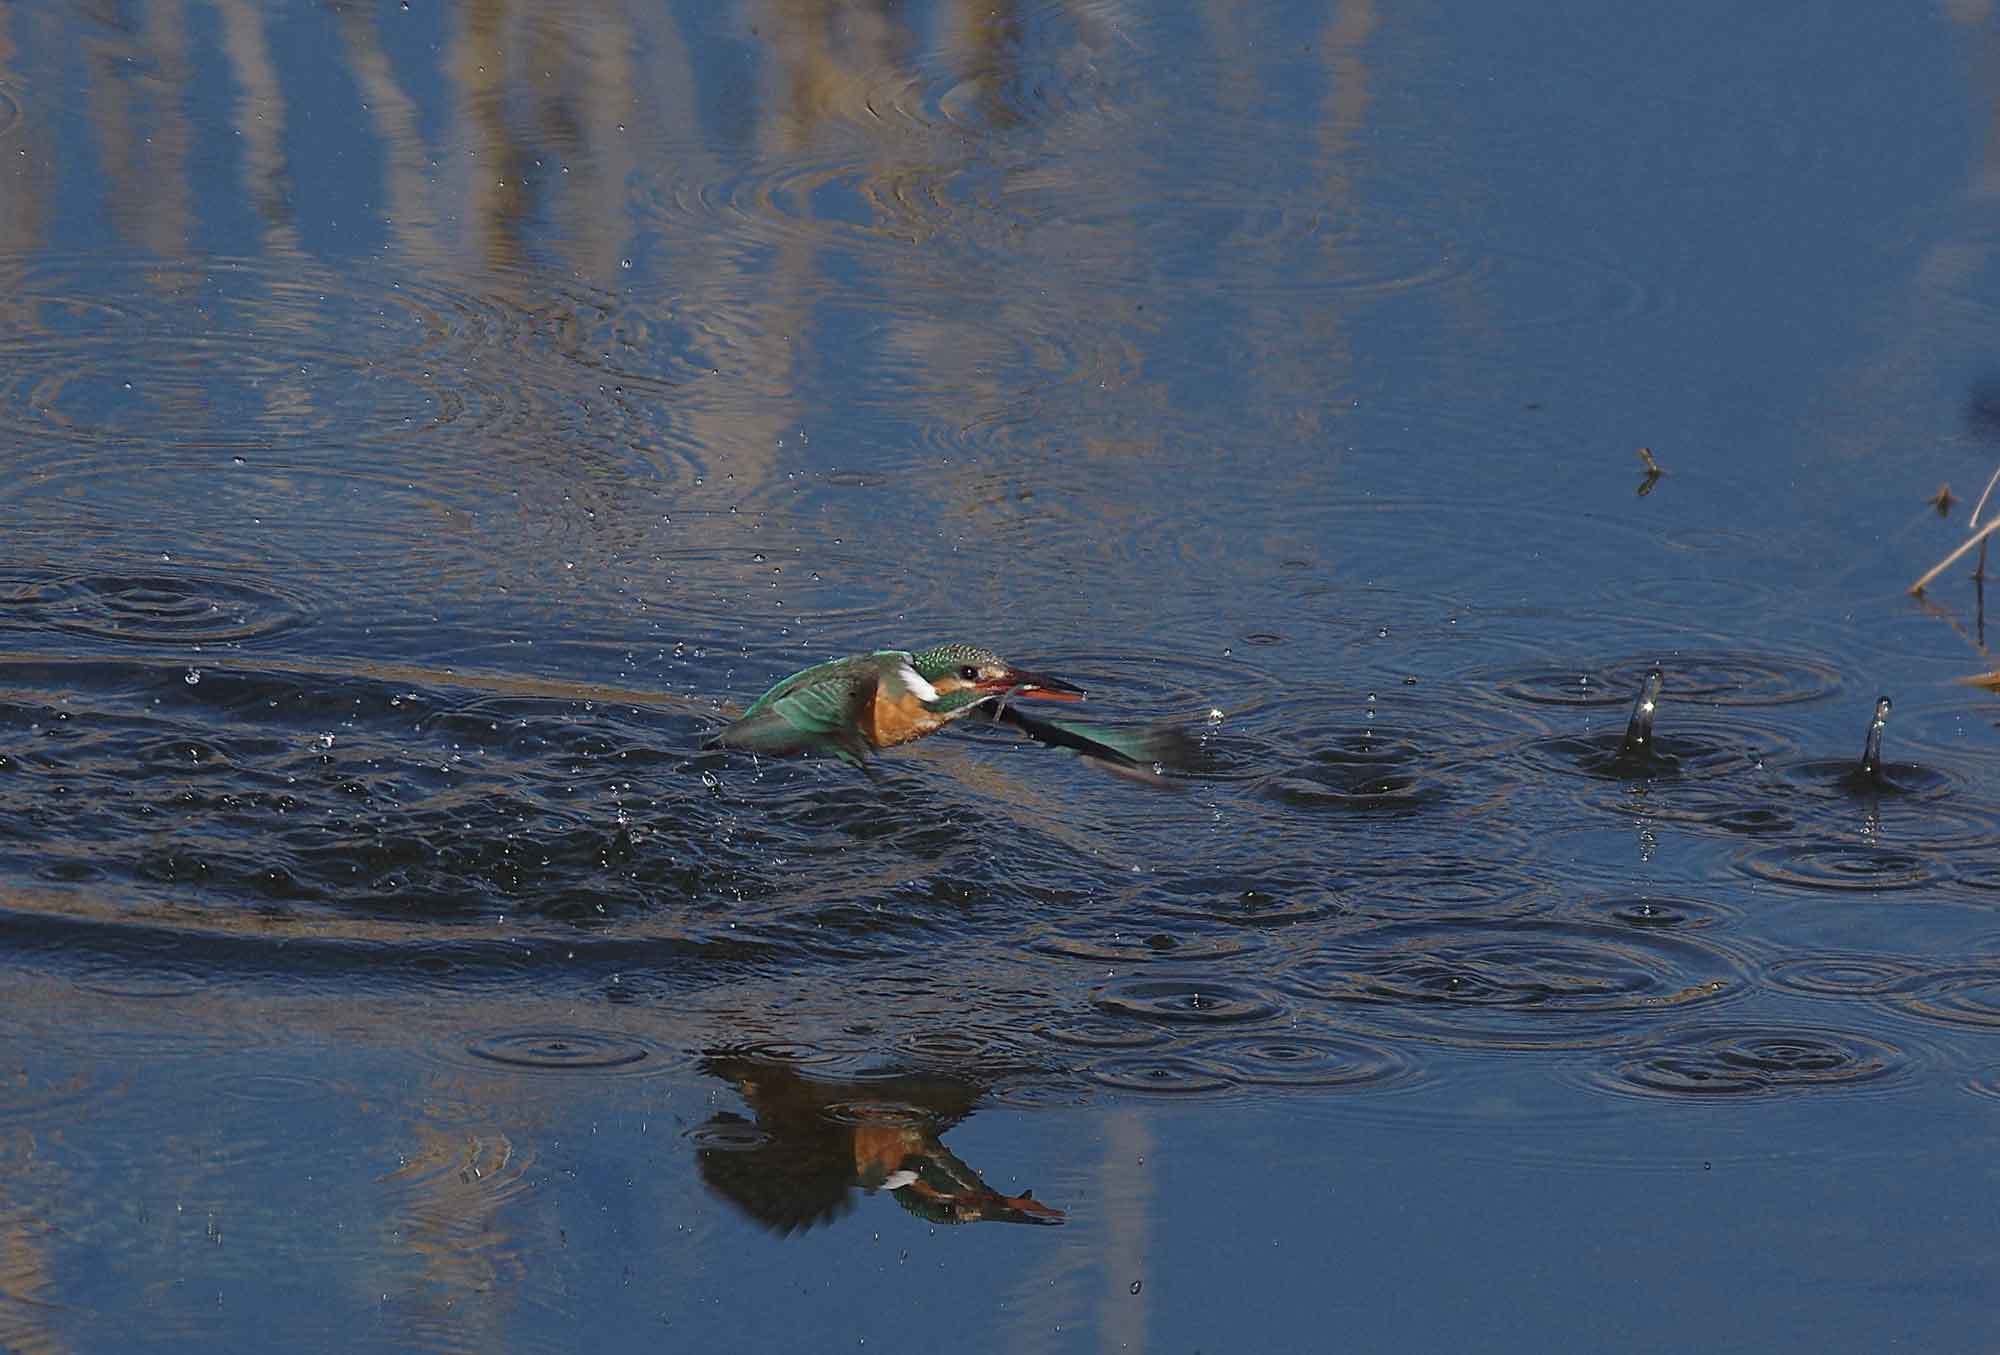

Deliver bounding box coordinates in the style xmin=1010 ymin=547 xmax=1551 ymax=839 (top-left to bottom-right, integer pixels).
xmin=0 ymin=15 xmax=42 ymax=262
xmin=0 ymin=0 xmax=1411 ymax=577
xmin=1295 ymin=0 xmax=1377 ymax=431
xmin=80 ymin=0 xmax=195 ymax=256
xmin=213 ymin=0 xmax=294 ymax=243
xmin=0 ymin=1125 xmax=65 ymax=1355
xmin=378 ymin=1100 xmax=537 ymax=1350
xmin=1095 ymin=1109 xmax=1152 ymax=1355
xmin=751 ymin=0 xmax=912 ymax=146
xmin=332 ymin=6 xmax=443 ymax=266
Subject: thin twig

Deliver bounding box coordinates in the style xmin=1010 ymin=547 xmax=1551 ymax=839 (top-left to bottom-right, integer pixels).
xmin=1972 ymin=462 xmax=2000 ymax=528
xmin=1911 ymin=514 xmax=2000 ymax=594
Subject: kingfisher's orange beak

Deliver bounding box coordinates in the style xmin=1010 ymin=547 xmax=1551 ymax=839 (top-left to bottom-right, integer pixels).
xmin=983 ymin=670 xmax=1085 ymax=702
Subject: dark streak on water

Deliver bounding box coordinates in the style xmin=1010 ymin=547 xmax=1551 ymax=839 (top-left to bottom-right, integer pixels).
xmin=8 ymin=635 xmax=1996 ymax=1111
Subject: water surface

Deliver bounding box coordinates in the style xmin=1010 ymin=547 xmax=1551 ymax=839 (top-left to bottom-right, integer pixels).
xmin=3 ymin=1 xmax=2000 ymax=1350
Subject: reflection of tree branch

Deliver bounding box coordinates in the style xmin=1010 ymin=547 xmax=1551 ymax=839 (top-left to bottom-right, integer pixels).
xmin=1910 ymin=514 xmax=2000 ymax=596
xmin=1911 ymin=541 xmax=1993 ymax=677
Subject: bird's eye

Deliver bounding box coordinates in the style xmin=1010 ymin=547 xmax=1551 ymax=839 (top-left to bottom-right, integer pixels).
xmin=959 ymin=665 xmax=980 ymax=681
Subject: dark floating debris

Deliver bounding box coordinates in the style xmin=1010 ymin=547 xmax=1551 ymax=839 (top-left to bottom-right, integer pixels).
xmin=1618 ymin=665 xmax=1664 ymax=759
xmin=1931 ymin=484 xmax=1957 ymax=517
xmin=1859 ymin=696 xmax=1890 ymax=782
xmin=1635 ymin=446 xmax=1663 ymax=497
xmin=1910 ymin=463 xmax=2000 ymax=594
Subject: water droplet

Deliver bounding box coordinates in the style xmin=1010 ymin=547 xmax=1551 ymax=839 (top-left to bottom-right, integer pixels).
xmin=620 ymin=258 xmax=632 ymax=270
xmin=1129 ymin=1280 xmax=1143 ymax=1296
xmin=183 ymin=668 xmax=201 ymax=686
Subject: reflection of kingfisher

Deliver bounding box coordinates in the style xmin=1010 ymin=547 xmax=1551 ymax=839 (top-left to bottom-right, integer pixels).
xmin=695 ymin=1056 xmax=1063 ymax=1232
xmin=706 ymin=643 xmax=1189 ymax=778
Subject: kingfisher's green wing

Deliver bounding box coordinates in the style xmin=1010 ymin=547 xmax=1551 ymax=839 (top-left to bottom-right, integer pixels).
xmin=709 ymin=654 xmax=894 ymax=766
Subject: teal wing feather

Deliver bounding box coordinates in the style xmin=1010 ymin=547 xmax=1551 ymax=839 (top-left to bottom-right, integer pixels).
xmin=710 ymin=654 xmax=898 ymax=766
xmin=738 ymin=652 xmax=907 ymax=716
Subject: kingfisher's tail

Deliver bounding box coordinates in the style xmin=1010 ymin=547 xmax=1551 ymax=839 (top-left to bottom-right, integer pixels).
xmin=990 ymin=705 xmax=1196 ymax=786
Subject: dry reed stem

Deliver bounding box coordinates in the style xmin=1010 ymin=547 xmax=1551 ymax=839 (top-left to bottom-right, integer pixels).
xmin=1911 ymin=461 xmax=2000 ymax=594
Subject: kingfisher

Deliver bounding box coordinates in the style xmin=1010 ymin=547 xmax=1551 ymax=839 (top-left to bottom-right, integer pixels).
xmin=704 ymin=642 xmax=1190 ymax=780
xmin=695 ymin=1054 xmax=1063 ymax=1232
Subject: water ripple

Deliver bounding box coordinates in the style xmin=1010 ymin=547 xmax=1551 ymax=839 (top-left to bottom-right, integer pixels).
xmin=0 ymin=570 xmax=315 ymax=646
xmin=1579 ymin=1024 xmax=1911 ymax=1100
xmin=1958 ymin=862 xmax=2000 ymax=891
xmin=1739 ymin=844 xmax=1937 ymax=892
xmin=1277 ymin=918 xmax=1746 ymax=1050
xmin=1891 ymin=697 xmax=2000 ymax=772
xmin=1086 ymin=1054 xmax=1238 ymax=1096
xmin=1492 ymin=651 xmax=1842 ymax=708
xmin=1521 ymin=716 xmax=1794 ymax=784
xmin=1774 ymin=757 xmax=1957 ymax=801
xmin=1183 ymin=1028 xmax=1417 ymax=1092
xmin=1559 ymin=892 xmax=1741 ymax=932
xmin=1898 ymin=967 xmax=2000 ymax=1030
xmin=1092 ymin=978 xmax=1284 ymax=1025
xmin=1147 ymin=869 xmax=1353 ymax=928
xmin=0 ymin=256 xmax=688 ymax=455
xmin=1766 ymin=954 xmax=1928 ymax=999
xmin=461 ymin=1028 xmax=660 ymax=1074
xmin=1027 ymin=923 xmax=1263 ymax=964
xmin=1034 ymin=1015 xmax=1173 ymax=1053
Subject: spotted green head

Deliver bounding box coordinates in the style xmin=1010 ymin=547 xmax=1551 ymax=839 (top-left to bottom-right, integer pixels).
xmin=908 ymin=643 xmax=1085 ymax=714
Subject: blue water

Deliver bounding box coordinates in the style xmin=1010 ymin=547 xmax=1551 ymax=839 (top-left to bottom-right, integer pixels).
xmin=3 ymin=1 xmax=2000 ymax=1349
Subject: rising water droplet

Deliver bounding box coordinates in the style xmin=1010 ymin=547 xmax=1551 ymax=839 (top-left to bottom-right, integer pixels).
xmin=1860 ymin=695 xmax=1891 ymax=780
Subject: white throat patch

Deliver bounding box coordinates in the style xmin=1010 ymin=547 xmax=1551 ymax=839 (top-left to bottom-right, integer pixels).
xmin=894 ymin=662 xmax=939 ymax=703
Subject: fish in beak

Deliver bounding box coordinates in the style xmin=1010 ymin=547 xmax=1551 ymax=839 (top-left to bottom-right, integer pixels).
xmin=982 ymin=669 xmax=1085 ymax=702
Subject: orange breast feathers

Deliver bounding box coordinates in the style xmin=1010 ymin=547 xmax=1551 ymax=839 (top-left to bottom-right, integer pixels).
xmin=866 ymin=686 xmax=947 ymax=748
